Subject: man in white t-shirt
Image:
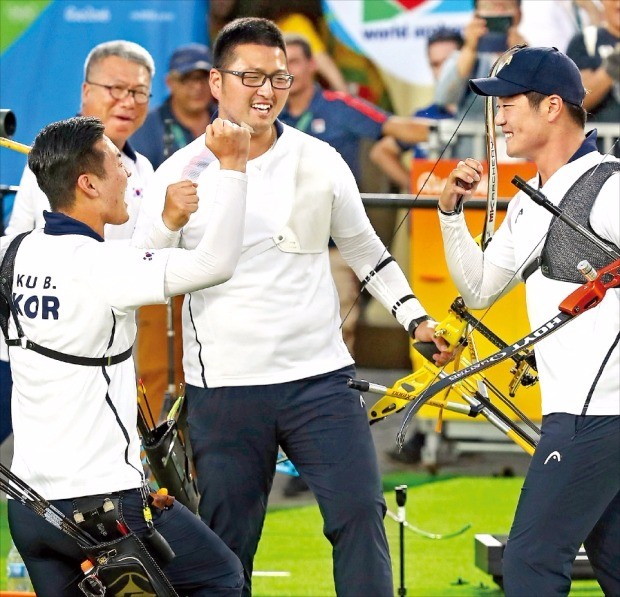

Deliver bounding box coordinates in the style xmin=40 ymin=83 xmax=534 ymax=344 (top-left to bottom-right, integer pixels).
xmin=1 ymin=115 xmax=250 ymax=595
xmin=133 ymin=17 xmax=453 ymax=597
xmin=437 ymin=46 xmax=619 ymax=596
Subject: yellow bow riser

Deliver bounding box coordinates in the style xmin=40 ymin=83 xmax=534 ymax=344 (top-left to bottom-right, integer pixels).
xmin=366 ymin=307 xmax=470 ymax=424
xmin=365 ymin=303 xmax=539 ymax=455
xmin=367 ymin=369 xmax=536 ymax=456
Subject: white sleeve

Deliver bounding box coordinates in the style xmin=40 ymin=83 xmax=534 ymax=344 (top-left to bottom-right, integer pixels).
xmin=5 ymin=167 xmax=47 ymax=235
xmin=132 ymin=159 xmax=182 ymax=249
xmin=439 ymin=211 xmax=519 ymax=309
xmin=333 ymin=227 xmax=429 ymax=331
xmin=590 ymin=174 xmax=620 ymax=248
xmin=329 ymin=153 xmax=429 ymax=330
xmin=163 ymin=170 xmax=247 ymax=295
xmin=99 ymin=170 xmax=247 ymax=310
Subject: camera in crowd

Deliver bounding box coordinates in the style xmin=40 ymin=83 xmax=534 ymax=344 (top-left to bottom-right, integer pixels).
xmin=0 ymin=109 xmax=17 ymax=138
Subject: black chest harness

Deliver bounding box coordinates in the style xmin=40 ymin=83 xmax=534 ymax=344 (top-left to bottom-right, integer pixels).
xmin=0 ymin=231 xmax=132 ymax=365
xmin=522 ymin=162 xmax=620 ymax=283
xmin=1 ymin=233 xmax=178 ymax=595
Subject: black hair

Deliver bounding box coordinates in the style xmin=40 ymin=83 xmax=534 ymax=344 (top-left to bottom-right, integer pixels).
xmin=283 ymin=33 xmax=312 ymax=59
xmin=428 ymin=28 xmax=464 ymax=50
xmin=473 ymin=0 xmax=521 ymax=7
xmin=524 ymin=90 xmax=587 ymax=128
xmin=28 ymin=116 xmax=106 ymax=211
xmin=213 ymin=17 xmax=286 ymax=69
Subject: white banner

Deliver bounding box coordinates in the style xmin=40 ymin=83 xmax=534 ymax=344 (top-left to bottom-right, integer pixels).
xmin=323 ymin=0 xmax=472 ymax=85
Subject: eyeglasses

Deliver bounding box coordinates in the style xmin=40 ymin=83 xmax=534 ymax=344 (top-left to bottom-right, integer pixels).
xmin=217 ymin=69 xmax=294 ymax=90
xmin=86 ymin=81 xmax=152 ymax=104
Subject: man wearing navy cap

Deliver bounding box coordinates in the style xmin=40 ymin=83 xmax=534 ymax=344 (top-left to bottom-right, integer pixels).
xmin=437 ymin=46 xmax=619 ymax=596
xmin=131 ymin=43 xmax=216 ymax=169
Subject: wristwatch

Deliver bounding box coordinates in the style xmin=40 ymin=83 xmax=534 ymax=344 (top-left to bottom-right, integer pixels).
xmin=408 ymin=315 xmax=431 ymax=337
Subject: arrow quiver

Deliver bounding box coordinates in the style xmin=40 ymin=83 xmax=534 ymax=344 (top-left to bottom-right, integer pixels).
xmin=0 ymin=463 xmax=178 ymax=597
xmin=79 ymin=531 xmax=177 ymax=597
xmin=137 ymin=388 xmax=200 ymax=514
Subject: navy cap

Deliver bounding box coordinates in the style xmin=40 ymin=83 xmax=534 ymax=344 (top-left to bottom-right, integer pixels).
xmin=169 ymin=43 xmax=212 ymax=75
xmin=469 ymin=46 xmax=585 ymax=106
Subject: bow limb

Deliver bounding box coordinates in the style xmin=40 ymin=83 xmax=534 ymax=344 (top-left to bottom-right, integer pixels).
xmin=409 ymin=258 xmax=620 ymax=409
xmin=355 ymin=354 xmax=539 ymax=455
xmin=480 ymin=44 xmax=526 ymax=250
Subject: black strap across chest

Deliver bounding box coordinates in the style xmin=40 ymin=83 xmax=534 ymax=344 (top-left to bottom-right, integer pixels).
xmin=0 ymin=232 xmax=133 ymax=366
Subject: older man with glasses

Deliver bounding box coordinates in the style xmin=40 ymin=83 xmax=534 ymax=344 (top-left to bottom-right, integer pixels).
xmin=6 ymin=39 xmax=155 ymax=241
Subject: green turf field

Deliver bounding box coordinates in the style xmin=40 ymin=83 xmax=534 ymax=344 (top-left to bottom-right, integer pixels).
xmin=0 ymin=476 xmax=604 ymax=595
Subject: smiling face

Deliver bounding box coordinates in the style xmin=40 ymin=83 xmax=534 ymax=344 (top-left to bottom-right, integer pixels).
xmin=82 ymin=55 xmax=151 ymax=149
xmin=210 ymin=43 xmax=289 ymax=144
xmin=95 ymin=135 xmax=131 ymax=226
xmin=495 ymin=94 xmax=548 ymax=160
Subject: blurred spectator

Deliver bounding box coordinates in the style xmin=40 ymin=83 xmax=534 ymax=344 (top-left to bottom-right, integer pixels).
xmin=519 ymin=0 xmax=602 ymax=53
xmin=434 ymin=0 xmax=527 ymax=157
xmin=281 ymin=34 xmax=430 ymax=187
xmin=567 ymin=0 xmax=620 ymax=154
xmin=256 ymin=0 xmax=348 ymax=92
xmin=130 ymin=44 xmax=215 ymax=169
xmin=370 ymin=28 xmax=465 ymax=190
xmin=7 ymin=40 xmax=154 ymax=239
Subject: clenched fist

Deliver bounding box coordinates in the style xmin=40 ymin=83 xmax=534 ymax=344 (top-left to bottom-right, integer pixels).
xmin=438 ymin=158 xmax=484 ymax=213
xmin=205 ymin=118 xmax=251 ymax=173
xmin=162 ymin=179 xmax=199 ymax=231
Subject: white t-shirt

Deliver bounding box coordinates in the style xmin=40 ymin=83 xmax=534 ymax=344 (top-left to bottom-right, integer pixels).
xmin=135 ymin=124 xmax=379 ymax=387
xmin=440 ymin=150 xmax=619 ymax=416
